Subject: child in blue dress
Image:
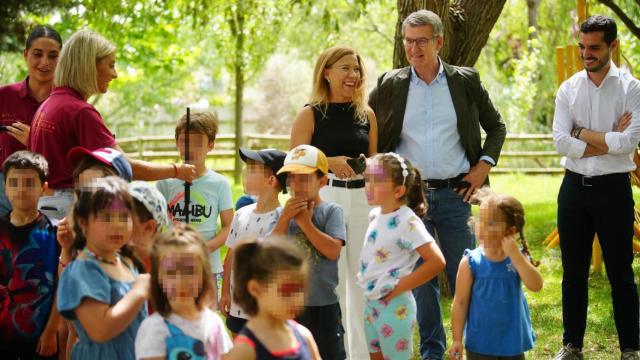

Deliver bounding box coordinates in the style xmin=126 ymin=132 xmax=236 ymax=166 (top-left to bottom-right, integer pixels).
xmin=450 ymin=189 xmax=543 ymax=360
xmin=57 ymin=176 xmax=149 ymax=359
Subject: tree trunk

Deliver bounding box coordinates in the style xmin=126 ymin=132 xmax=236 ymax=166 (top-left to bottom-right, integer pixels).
xmin=234 ymin=62 xmax=244 ymax=185
xmin=226 ymin=1 xmax=247 ymax=184
xmin=526 ymin=0 xmax=542 ymax=125
xmin=393 ymin=0 xmax=507 ymax=68
xmin=230 ymin=3 xmax=246 ymax=185
xmin=527 ymin=0 xmax=541 ymax=41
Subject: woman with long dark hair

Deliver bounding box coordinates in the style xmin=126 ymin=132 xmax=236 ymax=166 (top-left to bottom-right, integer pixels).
xmin=0 ymin=25 xmax=62 ymax=217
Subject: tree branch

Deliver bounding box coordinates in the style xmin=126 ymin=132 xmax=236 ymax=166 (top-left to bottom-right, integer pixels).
xmin=365 ymin=15 xmax=394 ymax=44
xmin=597 ymin=0 xmax=640 ymax=40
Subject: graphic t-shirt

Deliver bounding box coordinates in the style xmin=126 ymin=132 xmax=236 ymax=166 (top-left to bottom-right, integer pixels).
xmin=287 ymin=201 xmax=345 ymax=306
xmin=135 ymin=309 xmax=232 ymax=360
xmin=157 ymin=169 xmax=233 ymax=274
xmin=0 ymin=213 xmax=59 ymax=345
xmin=356 ymin=206 xmax=434 ymax=300
xmin=226 ymin=203 xmax=281 ymax=319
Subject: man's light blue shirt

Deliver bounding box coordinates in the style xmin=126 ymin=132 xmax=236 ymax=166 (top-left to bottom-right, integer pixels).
xmin=395 ymin=60 xmax=494 ymax=180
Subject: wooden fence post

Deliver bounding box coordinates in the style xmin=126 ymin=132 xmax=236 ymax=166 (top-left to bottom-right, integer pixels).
xmin=556 ymin=47 xmax=566 ymax=87
xmin=613 ymin=40 xmax=621 ymax=67
xmin=577 ymin=0 xmax=588 ymax=24
xmin=137 ymin=137 xmax=144 ymax=159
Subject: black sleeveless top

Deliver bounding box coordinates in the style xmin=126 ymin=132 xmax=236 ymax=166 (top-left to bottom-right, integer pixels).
xmin=309 ymin=103 xmax=370 ymax=158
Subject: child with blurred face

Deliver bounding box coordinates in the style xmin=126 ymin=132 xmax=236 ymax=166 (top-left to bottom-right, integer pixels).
xmin=221 ymin=148 xmax=287 ymax=335
xmin=0 ymin=151 xmax=60 ymax=358
xmin=56 ymin=176 xmax=149 ymax=360
xmin=357 ymin=153 xmax=445 ymax=360
xmin=128 ymin=181 xmax=170 ymax=264
xmin=272 ymin=144 xmax=347 ymax=360
xmin=135 ymin=224 xmax=232 ymax=360
xmin=224 ymin=238 xmax=321 ymax=360
xmin=157 ymin=112 xmax=234 ymax=310
xmin=450 ymin=189 xmax=542 ymax=360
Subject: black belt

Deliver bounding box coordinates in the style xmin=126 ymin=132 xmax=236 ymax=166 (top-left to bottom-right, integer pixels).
xmin=565 ymin=169 xmax=629 ymax=187
xmin=328 ymin=178 xmax=365 ymax=189
xmin=423 ymin=173 xmax=468 ymax=190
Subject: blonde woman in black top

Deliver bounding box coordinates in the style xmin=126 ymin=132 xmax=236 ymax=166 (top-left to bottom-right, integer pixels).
xmin=290 ymin=46 xmax=377 ymax=360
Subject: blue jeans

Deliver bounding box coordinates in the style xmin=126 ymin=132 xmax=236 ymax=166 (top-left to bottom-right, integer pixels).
xmin=0 ymin=173 xmax=11 ymax=217
xmin=413 ymin=187 xmax=476 ymax=359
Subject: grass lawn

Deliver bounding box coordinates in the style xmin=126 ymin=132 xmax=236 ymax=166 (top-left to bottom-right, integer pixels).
xmin=226 ymin=173 xmax=638 ymax=359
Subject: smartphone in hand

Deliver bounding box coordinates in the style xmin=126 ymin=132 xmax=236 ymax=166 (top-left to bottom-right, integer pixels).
xmin=346 ymin=155 xmax=367 ymax=175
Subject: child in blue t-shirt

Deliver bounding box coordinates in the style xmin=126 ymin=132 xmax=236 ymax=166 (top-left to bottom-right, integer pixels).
xmin=57 ymin=177 xmax=149 ymax=360
xmin=450 ymin=190 xmax=543 ymax=360
xmin=0 ymin=151 xmax=60 ymax=359
xmin=157 ymin=112 xmax=234 ymax=308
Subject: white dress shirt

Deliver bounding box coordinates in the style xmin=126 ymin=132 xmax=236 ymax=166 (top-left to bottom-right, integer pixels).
xmin=553 ymin=62 xmax=640 ymax=176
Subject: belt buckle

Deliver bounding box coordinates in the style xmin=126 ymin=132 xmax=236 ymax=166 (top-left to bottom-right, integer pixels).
xmin=425 ymin=181 xmax=437 ymax=191
xmin=581 ymin=176 xmax=593 ymax=187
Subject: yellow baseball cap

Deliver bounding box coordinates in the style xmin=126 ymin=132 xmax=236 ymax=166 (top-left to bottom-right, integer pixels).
xmin=277 ymin=144 xmax=329 ymax=175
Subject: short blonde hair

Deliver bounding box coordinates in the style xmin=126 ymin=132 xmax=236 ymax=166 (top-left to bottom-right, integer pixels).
xmin=54 ymin=29 xmax=115 ymax=98
xmin=309 ymin=46 xmax=368 ymax=122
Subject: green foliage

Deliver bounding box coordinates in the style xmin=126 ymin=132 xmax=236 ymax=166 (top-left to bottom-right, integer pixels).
xmin=2 ymin=0 xmax=638 ymax=138
xmin=13 ymin=0 xmax=230 ymax=136
xmin=591 ymin=1 xmax=640 ymax=75
xmin=281 ymin=0 xmax=394 ymax=71
xmin=0 ymin=0 xmax=66 ymax=52
xmin=476 ymin=0 xmax=576 ymax=133
xmin=189 ymin=0 xmax=293 ymax=78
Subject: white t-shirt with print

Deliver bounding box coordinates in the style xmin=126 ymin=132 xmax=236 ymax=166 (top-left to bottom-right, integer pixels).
xmin=225 ymin=203 xmax=281 ymax=319
xmin=135 ymin=309 xmax=232 ymax=360
xmin=356 ymin=205 xmax=435 ymax=300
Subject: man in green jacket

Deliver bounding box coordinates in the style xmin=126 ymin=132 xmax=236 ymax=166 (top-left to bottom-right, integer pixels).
xmin=369 ymin=9 xmax=506 ymax=360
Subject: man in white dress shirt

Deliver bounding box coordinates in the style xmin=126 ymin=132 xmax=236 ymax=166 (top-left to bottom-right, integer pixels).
xmin=552 ymin=15 xmax=640 ymax=360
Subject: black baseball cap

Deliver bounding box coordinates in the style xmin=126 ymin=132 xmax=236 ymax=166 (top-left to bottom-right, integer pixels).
xmin=239 ymin=148 xmax=287 ymax=193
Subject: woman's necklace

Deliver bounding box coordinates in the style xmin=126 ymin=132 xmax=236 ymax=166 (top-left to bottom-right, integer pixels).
xmin=332 ymin=102 xmax=351 ymax=111
xmin=83 ymin=248 xmax=120 ymax=265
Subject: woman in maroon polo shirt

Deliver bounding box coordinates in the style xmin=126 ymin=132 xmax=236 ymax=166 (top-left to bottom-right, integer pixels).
xmin=28 ymin=29 xmax=195 ymax=220
xmin=0 ymin=25 xmax=62 ymax=217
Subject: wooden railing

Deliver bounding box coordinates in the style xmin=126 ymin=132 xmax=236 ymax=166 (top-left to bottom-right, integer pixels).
xmin=118 ymin=133 xmax=564 ymax=176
